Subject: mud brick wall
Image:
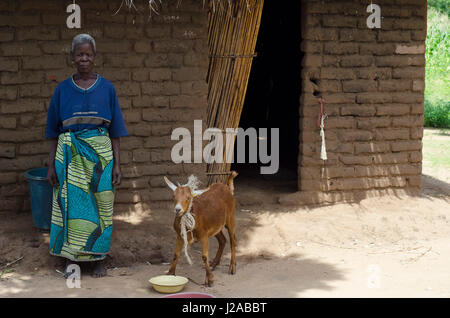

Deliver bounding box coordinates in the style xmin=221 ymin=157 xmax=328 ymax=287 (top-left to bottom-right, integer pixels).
xmin=1 ymin=0 xmax=428 ymax=212
xmin=0 ymin=0 xmax=208 ymax=213
xmin=295 ymin=0 xmax=426 ymax=204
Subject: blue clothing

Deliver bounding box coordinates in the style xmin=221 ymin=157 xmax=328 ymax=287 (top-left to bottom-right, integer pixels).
xmin=45 ymin=74 xmax=128 ymax=139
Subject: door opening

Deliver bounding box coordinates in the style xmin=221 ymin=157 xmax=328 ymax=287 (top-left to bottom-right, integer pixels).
xmin=231 ymin=0 xmax=302 ymax=191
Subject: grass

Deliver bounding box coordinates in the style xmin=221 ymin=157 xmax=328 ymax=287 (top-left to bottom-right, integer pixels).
xmin=424 ymin=2 xmax=450 ymax=128
xmin=422 ymin=128 xmax=450 ymax=183
xmin=424 ymin=99 xmax=450 ymax=128
xmin=423 ymin=129 xmax=450 ymax=168
xmin=427 ymin=0 xmax=449 ymax=15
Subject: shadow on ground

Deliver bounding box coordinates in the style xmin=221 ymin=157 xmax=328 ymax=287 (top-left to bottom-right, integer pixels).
xmin=2 ymin=168 xmax=449 ymax=297
xmin=421 ymin=174 xmax=450 ymax=199
xmin=0 ymin=170 xmax=346 ymax=297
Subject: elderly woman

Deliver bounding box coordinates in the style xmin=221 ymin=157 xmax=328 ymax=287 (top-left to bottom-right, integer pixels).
xmin=45 ymin=34 xmax=128 ymax=278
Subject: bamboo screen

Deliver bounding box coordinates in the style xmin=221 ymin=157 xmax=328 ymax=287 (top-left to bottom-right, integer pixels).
xmin=205 ymin=0 xmax=264 ymax=185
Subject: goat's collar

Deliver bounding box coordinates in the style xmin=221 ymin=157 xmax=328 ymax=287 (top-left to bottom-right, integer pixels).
xmin=179 ymin=187 xmax=209 ymax=217
xmin=185 ymin=195 xmax=194 ymax=215
xmin=179 ymin=197 xmax=196 ymax=265
xmin=185 ymin=187 xmax=209 ymax=215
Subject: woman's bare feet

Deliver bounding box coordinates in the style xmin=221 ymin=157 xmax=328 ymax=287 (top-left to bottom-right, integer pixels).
xmin=63 ymin=259 xmax=78 ymax=278
xmin=91 ymin=260 xmax=107 ymax=278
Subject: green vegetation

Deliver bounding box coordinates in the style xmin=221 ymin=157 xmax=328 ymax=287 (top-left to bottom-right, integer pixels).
xmin=424 ymin=2 xmax=450 ymax=128
xmin=424 ymin=99 xmax=450 ymax=128
xmin=427 ymin=0 xmax=449 ymax=15
xmin=423 ymin=128 xmax=450 ymax=173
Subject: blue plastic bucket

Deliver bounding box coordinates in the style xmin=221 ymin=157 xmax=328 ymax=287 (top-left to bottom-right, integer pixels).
xmin=25 ymin=167 xmax=53 ymax=230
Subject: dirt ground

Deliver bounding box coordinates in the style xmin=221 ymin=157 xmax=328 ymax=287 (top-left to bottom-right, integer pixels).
xmin=1 ymin=130 xmax=449 ymax=298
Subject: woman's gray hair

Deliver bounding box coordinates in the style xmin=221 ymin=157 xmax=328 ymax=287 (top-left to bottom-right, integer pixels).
xmin=71 ymin=34 xmax=96 ymax=53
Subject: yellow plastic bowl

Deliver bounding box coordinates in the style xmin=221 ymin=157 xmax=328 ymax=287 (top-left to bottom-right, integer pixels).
xmin=149 ymin=275 xmax=189 ymax=294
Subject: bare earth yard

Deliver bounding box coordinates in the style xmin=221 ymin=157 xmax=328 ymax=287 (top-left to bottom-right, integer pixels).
xmin=1 ymin=129 xmax=449 ymax=298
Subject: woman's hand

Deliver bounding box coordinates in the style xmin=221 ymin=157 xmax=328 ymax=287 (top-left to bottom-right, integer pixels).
xmin=111 ymin=137 xmax=122 ymax=186
xmin=112 ymin=164 xmax=122 ymax=186
xmin=46 ymin=165 xmax=58 ymax=188
xmin=47 ymin=139 xmax=59 ymax=188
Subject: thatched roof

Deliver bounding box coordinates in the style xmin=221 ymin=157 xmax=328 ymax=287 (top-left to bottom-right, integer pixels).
xmin=114 ymin=0 xmax=253 ymax=17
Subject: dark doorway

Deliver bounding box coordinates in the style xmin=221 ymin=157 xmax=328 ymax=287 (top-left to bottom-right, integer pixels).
xmin=231 ymin=0 xmax=302 ymax=191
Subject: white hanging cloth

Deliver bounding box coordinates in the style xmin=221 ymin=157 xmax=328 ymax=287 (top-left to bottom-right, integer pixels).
xmin=320 ymin=114 xmax=327 ymax=160
xmin=317 ymin=98 xmax=327 ymax=161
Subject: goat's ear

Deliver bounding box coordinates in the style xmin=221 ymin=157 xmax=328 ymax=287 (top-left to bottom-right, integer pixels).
xmin=163 ymin=176 xmax=177 ymax=191
xmin=192 ymin=188 xmax=209 ymax=197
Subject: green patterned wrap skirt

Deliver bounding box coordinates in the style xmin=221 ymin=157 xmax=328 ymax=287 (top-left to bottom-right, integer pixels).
xmin=49 ymin=127 xmax=114 ymax=261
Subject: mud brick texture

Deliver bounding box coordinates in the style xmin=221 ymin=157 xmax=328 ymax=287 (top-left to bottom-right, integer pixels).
xmin=0 ymin=0 xmax=427 ymax=211
xmin=0 ymin=0 xmax=208 ymax=212
xmin=298 ymin=0 xmax=426 ymax=204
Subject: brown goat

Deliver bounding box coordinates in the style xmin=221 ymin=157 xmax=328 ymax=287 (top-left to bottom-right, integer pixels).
xmin=163 ymin=171 xmax=238 ymax=287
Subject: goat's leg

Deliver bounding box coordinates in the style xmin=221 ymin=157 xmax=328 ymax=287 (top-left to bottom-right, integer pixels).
xmin=226 ymin=220 xmax=237 ymax=275
xmin=200 ymin=237 xmax=214 ymax=287
xmin=210 ymin=231 xmax=226 ymax=271
xmin=167 ymin=236 xmax=184 ymax=276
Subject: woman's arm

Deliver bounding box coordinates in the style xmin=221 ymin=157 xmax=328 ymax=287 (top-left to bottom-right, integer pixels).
xmin=46 ymin=138 xmax=58 ymax=187
xmin=111 ymin=137 xmax=122 ymax=185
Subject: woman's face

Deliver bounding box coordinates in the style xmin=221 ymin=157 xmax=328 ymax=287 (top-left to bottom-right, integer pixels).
xmin=72 ymin=42 xmax=96 ymax=74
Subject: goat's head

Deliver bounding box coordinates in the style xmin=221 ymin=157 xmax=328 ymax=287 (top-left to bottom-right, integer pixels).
xmin=164 ymin=176 xmax=191 ymax=216
xmin=164 ymin=175 xmax=208 ymax=216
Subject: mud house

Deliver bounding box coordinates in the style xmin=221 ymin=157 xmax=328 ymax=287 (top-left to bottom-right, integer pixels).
xmin=0 ymin=0 xmax=427 ymax=213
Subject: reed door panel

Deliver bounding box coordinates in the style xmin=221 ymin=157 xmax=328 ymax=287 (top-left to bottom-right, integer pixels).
xmin=205 ymin=0 xmax=264 ymax=184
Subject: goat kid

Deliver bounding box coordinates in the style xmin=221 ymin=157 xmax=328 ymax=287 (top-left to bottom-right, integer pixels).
xmin=163 ymin=172 xmax=238 ymax=287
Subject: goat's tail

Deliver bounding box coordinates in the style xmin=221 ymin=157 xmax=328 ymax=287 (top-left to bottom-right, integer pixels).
xmin=227 ymin=171 xmax=238 ymax=195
